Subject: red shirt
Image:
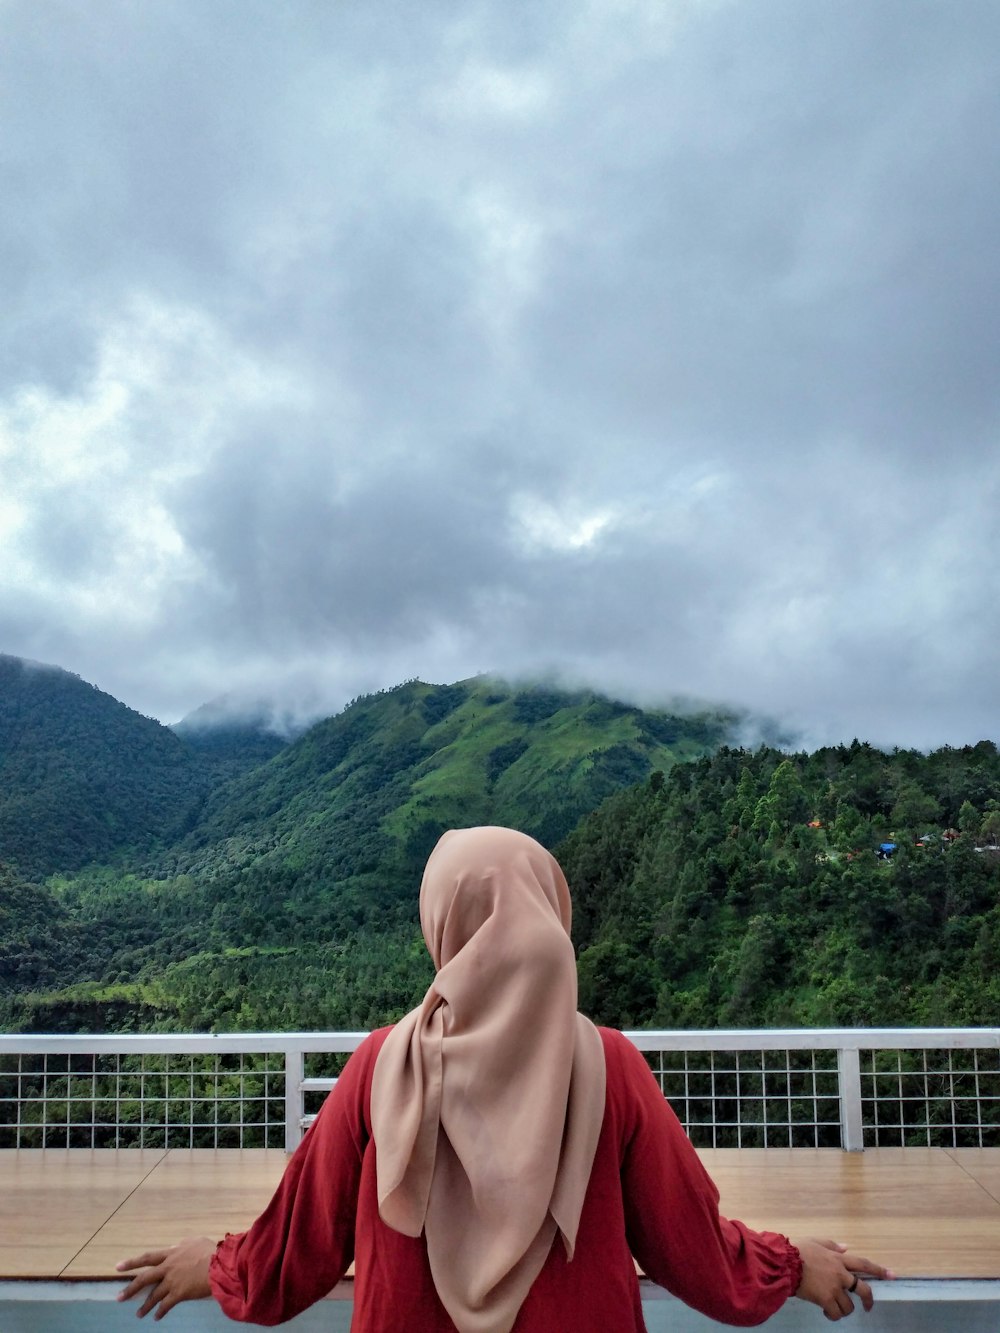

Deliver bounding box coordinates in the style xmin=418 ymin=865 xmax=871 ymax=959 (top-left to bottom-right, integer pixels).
xmin=210 ymin=1027 xmax=801 ymax=1330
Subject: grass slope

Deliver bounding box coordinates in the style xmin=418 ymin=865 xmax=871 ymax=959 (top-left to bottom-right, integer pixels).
xmin=165 ymin=677 xmax=735 ymax=888
xmin=4 ymin=676 xmax=738 ymax=1031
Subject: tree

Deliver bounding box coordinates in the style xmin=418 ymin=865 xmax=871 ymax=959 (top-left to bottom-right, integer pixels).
xmin=958 ymin=800 xmax=981 ymax=835
xmin=752 ymin=760 xmax=809 ymax=833
xmin=890 ymin=780 xmax=942 ymax=833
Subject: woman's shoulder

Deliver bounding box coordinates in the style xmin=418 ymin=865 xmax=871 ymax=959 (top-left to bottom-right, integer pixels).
xmin=354 ymin=1025 xmax=395 ymax=1060
xmin=593 ymin=1025 xmax=657 ymax=1089
xmin=339 ymin=1025 xmax=396 ymax=1082
xmin=594 ymin=1025 xmax=638 ymax=1058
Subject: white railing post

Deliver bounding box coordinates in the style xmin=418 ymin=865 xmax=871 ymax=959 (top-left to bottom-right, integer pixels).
xmin=284 ymin=1046 xmax=304 ymax=1154
xmin=838 ymin=1047 xmax=865 ymax=1151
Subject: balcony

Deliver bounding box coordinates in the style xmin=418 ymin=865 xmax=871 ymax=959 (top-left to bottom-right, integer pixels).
xmin=4 ymin=1028 xmax=1000 ymax=1330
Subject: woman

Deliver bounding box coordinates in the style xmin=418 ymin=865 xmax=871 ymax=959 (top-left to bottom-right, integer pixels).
xmin=118 ymin=826 xmax=890 ymax=1328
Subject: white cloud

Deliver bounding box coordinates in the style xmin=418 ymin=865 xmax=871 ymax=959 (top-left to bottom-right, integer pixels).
xmin=509 ymin=493 xmax=619 ymax=554
xmin=462 ymin=185 xmax=555 ymax=362
xmin=0 ymin=293 xmax=306 ymax=630
xmin=439 ymin=60 xmax=553 ymax=120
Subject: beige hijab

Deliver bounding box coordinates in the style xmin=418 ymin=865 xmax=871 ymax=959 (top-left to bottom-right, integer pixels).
xmin=370 ymin=826 xmax=606 ymax=1333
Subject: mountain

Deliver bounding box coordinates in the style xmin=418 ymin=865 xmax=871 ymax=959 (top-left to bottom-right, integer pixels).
xmin=0 ymin=655 xmax=296 ymax=879
xmin=0 ymin=670 xmax=741 ymax=1032
xmin=0 ymin=655 xmax=209 ymax=877
xmin=5 ymin=657 xmax=1000 ymax=1038
xmin=172 ymin=697 xmax=290 ymax=776
xmin=169 ymin=676 xmax=738 ymax=888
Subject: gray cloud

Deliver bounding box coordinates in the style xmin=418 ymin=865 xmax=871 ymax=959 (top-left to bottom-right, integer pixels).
xmin=1 ymin=0 xmax=999 ymax=749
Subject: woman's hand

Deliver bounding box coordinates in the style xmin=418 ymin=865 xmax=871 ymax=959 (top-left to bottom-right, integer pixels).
xmin=116 ymin=1235 xmax=217 ymax=1320
xmin=793 ymin=1237 xmax=894 ymax=1320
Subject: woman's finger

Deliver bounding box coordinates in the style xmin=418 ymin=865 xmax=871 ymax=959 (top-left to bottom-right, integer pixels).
xmin=836 ymin=1287 xmax=852 ymax=1318
xmin=854 ymin=1277 xmax=874 ymax=1313
xmin=138 ymin=1279 xmax=167 ymax=1320
xmin=153 ymin=1291 xmax=180 ymax=1322
xmin=845 ymin=1253 xmax=894 ymax=1281
xmin=117 ymin=1267 xmax=163 ymax=1302
xmin=116 ymin=1250 xmax=170 ymax=1272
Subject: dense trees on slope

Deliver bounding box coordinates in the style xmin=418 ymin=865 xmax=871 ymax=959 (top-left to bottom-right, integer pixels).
xmin=1 ymin=671 xmax=735 ymax=1032
xmin=0 ymin=655 xmax=284 ymax=877
xmin=0 ymin=861 xmax=82 ymax=993
xmin=5 ymin=652 xmax=999 ymax=1036
xmin=0 ymin=656 xmax=208 ymax=876
xmin=560 ymin=742 xmax=1000 ymax=1029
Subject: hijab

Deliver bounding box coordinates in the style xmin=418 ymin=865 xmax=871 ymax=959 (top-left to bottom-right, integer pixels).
xmin=369 ymin=826 xmax=606 ymax=1333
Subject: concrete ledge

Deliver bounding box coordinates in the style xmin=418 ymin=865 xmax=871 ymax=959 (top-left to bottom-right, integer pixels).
xmin=4 ymin=1279 xmax=1000 ymax=1333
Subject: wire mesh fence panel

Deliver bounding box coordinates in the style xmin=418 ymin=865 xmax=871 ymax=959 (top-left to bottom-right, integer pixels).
xmin=643 ymin=1048 xmax=842 ymax=1147
xmin=4 ymin=1032 xmax=1000 ymax=1152
xmin=0 ymin=1051 xmax=287 ymax=1148
xmin=861 ymin=1048 xmax=1000 ymax=1147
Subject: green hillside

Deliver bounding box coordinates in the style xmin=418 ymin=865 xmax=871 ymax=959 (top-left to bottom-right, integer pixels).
xmin=170 ymin=678 xmax=733 ymax=888
xmin=0 ymin=655 xmax=288 ymax=878
xmin=1 ymin=672 xmax=738 ymax=1032
xmin=559 ymin=741 xmax=1000 ymax=1028
xmin=0 ymin=655 xmax=207 ymax=876
xmin=5 ymin=657 xmax=1000 ymax=1039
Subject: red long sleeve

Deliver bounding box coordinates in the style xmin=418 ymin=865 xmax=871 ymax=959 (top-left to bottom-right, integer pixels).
xmin=610 ymin=1030 xmax=802 ymax=1326
xmin=209 ymin=1032 xmax=383 ymax=1325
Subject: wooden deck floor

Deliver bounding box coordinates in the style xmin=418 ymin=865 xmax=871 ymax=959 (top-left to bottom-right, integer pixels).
xmin=4 ymin=1146 xmax=1000 ymax=1281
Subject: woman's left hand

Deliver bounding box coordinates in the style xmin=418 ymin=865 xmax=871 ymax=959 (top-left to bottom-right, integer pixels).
xmin=116 ymin=1235 xmax=216 ymax=1320
xmin=793 ymin=1236 xmax=894 ymax=1320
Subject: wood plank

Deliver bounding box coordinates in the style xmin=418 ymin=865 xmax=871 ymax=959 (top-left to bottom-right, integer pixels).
xmin=10 ymin=1146 xmax=1000 ymax=1282
xmin=64 ymin=1149 xmax=288 ymax=1277
xmin=0 ymin=1149 xmax=166 ymax=1277
xmin=699 ymin=1147 xmax=1000 ymax=1278
xmin=945 ymin=1147 xmax=1000 ymax=1205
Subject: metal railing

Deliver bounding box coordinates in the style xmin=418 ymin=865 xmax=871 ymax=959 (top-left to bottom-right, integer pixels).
xmin=628 ymin=1029 xmax=1000 ymax=1151
xmin=2 ymin=1028 xmax=999 ymax=1153
xmin=0 ymin=1032 xmax=365 ymax=1154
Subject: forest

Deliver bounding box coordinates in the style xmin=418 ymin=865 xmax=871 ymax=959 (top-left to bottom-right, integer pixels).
xmin=2 ymin=653 xmax=999 ymax=1036
xmin=562 ymin=742 xmax=1000 ymax=1030
xmin=0 ymin=656 xmax=741 ymax=1031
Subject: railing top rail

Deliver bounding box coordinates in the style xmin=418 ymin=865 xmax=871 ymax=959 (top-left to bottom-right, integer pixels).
xmin=623 ymin=1028 xmax=1000 ymax=1051
xmin=0 ymin=1032 xmax=371 ymax=1055
xmin=1 ymin=1027 xmax=999 ymax=1054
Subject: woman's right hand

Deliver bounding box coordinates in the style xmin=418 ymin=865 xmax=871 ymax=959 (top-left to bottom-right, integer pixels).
xmin=116 ymin=1235 xmax=217 ymax=1320
xmin=792 ymin=1236 xmax=894 ymax=1320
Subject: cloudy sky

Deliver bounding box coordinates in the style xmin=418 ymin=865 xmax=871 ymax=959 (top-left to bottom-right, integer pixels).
xmin=1 ymin=0 xmax=999 ymax=749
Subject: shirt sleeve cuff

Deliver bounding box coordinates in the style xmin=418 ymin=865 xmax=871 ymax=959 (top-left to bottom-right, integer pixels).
xmin=780 ymin=1235 xmax=804 ymax=1297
